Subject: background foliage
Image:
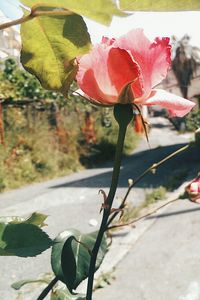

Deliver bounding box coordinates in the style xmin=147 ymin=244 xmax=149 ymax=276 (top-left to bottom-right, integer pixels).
xmin=0 ymin=59 xmax=138 ymax=192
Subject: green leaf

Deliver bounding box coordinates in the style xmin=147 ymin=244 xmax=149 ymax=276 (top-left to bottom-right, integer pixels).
xmin=120 ymin=0 xmax=200 ymax=11
xmin=20 ymin=0 xmax=124 ymax=25
xmin=0 ymin=212 xmax=48 ymax=227
xmin=51 ymin=288 xmax=85 ymax=300
xmin=0 ymin=223 xmax=52 ymax=257
xmin=11 ymin=278 xmax=49 ymax=290
xmin=11 ymin=273 xmax=53 ymax=290
xmin=0 ymin=216 xmax=25 ymax=224
xmin=51 ymin=230 xmax=107 ymax=291
xmin=20 ymin=14 xmax=91 ymax=95
xmin=23 ymin=212 xmax=48 ymax=227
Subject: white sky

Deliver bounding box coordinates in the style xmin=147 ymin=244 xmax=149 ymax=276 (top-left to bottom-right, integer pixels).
xmin=0 ymin=0 xmax=200 ymax=47
xmin=85 ymin=11 xmax=200 ymax=47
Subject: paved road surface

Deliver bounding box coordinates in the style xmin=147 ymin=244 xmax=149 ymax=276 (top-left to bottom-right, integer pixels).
xmin=0 ymin=117 xmax=198 ymax=300
xmin=95 ymin=199 xmax=200 ymax=300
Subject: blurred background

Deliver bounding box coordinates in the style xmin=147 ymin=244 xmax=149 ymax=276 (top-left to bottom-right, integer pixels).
xmin=0 ymin=4 xmax=200 ymax=300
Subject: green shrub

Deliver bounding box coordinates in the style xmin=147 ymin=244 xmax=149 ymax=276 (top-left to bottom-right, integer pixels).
xmin=186 ymin=110 xmax=200 ymax=131
xmin=145 ymin=186 xmax=167 ymax=205
xmin=79 ymin=109 xmax=139 ymax=167
xmin=0 ymin=59 xmax=140 ymax=192
xmin=0 ymin=176 xmax=6 ymax=192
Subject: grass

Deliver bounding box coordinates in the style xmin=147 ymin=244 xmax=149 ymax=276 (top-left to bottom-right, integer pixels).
xmin=79 ymin=111 xmax=139 ymax=167
xmin=0 ymin=108 xmax=81 ymax=191
xmin=0 ymin=106 xmax=139 ymax=193
xmin=144 ymin=186 xmax=167 ymax=206
xmin=94 ymin=270 xmax=116 ymax=291
xmin=117 ymin=169 xmax=191 ymax=227
xmin=119 ymin=186 xmax=167 ymax=225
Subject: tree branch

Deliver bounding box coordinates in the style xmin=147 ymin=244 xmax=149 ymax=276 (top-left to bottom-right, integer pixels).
xmin=36 ymin=277 xmax=59 ymax=300
xmin=0 ymin=7 xmax=73 ymax=31
xmin=107 ymin=198 xmax=179 ymax=230
xmin=107 ymin=143 xmax=190 ymax=227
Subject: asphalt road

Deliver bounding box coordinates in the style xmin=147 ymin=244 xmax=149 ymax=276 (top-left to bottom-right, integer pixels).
xmin=0 ymin=117 xmax=199 ymax=300
xmin=94 ymin=199 xmax=200 ymax=300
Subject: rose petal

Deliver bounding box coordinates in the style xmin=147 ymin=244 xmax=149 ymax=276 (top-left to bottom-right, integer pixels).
xmin=114 ymin=29 xmax=171 ymax=98
xmin=107 ymin=48 xmax=143 ymax=101
xmin=141 ymin=89 xmax=195 ymax=117
xmin=190 ymin=182 xmax=199 ymax=193
xmin=102 ymin=36 xmax=116 ymax=46
xmin=76 ymin=44 xmax=118 ymax=104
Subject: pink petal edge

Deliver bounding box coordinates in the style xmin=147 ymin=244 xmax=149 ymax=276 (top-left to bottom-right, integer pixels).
xmin=76 ymin=44 xmax=118 ymax=104
xmin=141 ymin=89 xmax=196 ymax=117
xmin=114 ymin=29 xmax=171 ymax=99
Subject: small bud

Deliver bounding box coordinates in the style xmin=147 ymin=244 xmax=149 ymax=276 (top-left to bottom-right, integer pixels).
xmin=128 ymin=178 xmax=134 ymax=187
xmin=186 ymin=175 xmax=200 ymax=202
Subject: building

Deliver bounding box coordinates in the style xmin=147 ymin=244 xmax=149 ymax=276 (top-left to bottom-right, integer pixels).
xmin=0 ymin=10 xmax=21 ymax=60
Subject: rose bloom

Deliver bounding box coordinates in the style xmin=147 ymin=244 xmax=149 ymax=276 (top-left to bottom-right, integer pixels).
xmin=186 ymin=176 xmax=200 ymax=202
xmin=76 ymin=29 xmax=195 ymax=117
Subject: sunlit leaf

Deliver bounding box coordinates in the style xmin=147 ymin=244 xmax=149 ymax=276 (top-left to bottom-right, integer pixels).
xmin=23 ymin=212 xmax=48 ymax=227
xmin=0 ymin=212 xmax=48 ymax=227
xmin=51 ymin=230 xmax=107 ymax=291
xmin=0 ymin=216 xmax=25 ymax=224
xmin=120 ymin=0 xmax=200 ymax=11
xmin=11 ymin=278 xmax=49 ymax=290
xmin=0 ymin=223 xmax=52 ymax=257
xmin=11 ymin=272 xmax=53 ymax=290
xmin=20 ymin=14 xmax=91 ymax=95
xmin=20 ymin=0 xmax=124 ymax=25
xmin=51 ymin=288 xmax=85 ymax=300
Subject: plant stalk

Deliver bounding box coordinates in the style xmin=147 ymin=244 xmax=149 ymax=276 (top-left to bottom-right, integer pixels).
xmin=107 ymin=143 xmax=190 ymax=227
xmin=0 ymin=7 xmax=73 ymax=31
xmin=85 ymin=104 xmax=133 ymax=300
xmin=36 ymin=277 xmax=59 ymax=300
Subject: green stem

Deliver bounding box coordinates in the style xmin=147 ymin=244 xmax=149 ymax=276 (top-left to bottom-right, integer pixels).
xmin=0 ymin=14 xmax=34 ymax=30
xmin=107 ymin=198 xmax=179 ymax=230
xmin=36 ymin=277 xmax=59 ymax=300
xmin=107 ymin=143 xmax=190 ymax=227
xmin=86 ymin=104 xmax=133 ymax=300
xmin=0 ymin=7 xmax=73 ymax=31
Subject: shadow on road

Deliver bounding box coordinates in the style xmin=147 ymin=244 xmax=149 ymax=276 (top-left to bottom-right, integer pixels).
xmin=49 ymin=143 xmax=199 ymax=190
xmin=147 ymin=205 xmax=200 ymax=219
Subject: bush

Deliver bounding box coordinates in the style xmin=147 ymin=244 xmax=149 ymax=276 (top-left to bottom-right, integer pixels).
xmin=145 ymin=186 xmax=167 ymax=205
xmin=186 ymin=110 xmax=200 ymax=131
xmin=79 ymin=108 xmax=139 ymax=167
xmin=0 ymin=105 xmax=139 ymax=192
xmin=0 ymin=59 xmax=140 ymax=192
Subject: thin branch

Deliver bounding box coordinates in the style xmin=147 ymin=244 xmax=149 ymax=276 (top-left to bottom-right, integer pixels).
xmin=107 ymin=198 xmax=179 ymax=230
xmin=107 ymin=143 xmax=190 ymax=227
xmin=36 ymin=277 xmax=59 ymax=300
xmin=130 ymin=144 xmax=190 ymax=187
xmin=86 ymin=104 xmax=133 ymax=300
xmin=73 ymin=237 xmax=92 ymax=255
xmin=0 ymin=7 xmax=73 ymax=30
xmin=0 ymin=14 xmax=33 ymax=30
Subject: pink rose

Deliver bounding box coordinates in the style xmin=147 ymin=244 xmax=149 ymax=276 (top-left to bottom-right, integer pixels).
xmin=186 ymin=176 xmax=200 ymax=202
xmin=76 ymin=29 xmax=195 ymax=117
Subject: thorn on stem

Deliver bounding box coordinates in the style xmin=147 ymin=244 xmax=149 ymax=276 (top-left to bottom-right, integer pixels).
xmin=110 ymin=208 xmax=123 ymax=215
xmin=99 ymin=189 xmax=109 ymax=213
